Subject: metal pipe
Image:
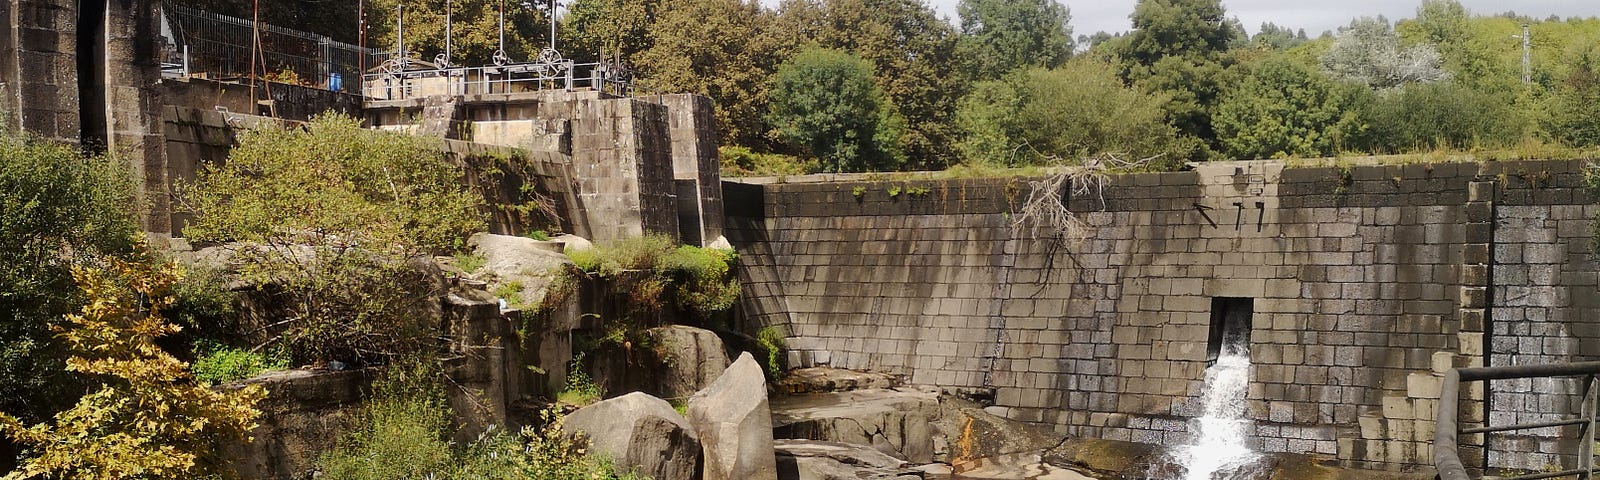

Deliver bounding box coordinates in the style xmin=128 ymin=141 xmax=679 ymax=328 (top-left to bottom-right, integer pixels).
xmin=1459 ymin=417 xmax=1591 ymax=434
xmin=445 ymin=0 xmax=452 ymax=65
xmin=1436 ymin=369 xmax=1468 ymax=480
xmin=1457 ymin=362 xmax=1600 ymax=382
xmin=396 ymin=3 xmax=404 ymax=63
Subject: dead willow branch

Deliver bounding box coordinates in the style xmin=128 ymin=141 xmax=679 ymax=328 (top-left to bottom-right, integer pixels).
xmin=1012 ymin=153 xmax=1158 ymax=247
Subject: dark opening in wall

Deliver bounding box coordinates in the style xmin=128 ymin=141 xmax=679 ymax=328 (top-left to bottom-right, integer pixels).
xmin=77 ymin=0 xmax=108 ymax=151
xmin=1207 ymin=297 xmax=1254 ymax=363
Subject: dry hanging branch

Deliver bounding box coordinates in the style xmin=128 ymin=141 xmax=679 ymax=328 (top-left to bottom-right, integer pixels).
xmin=1011 ymin=152 xmax=1159 ymax=247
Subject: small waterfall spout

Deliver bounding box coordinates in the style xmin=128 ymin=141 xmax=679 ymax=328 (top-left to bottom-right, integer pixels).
xmin=1174 ymin=348 xmax=1258 ymax=480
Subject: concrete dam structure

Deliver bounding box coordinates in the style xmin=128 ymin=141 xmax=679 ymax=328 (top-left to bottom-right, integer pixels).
xmin=727 ymin=160 xmax=1600 ymax=472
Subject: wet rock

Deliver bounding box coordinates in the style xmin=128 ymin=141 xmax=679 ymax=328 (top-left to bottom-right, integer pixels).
xmin=775 ymin=439 xmax=926 ymax=480
xmin=688 ymin=352 xmax=779 ymax=480
xmin=932 ymin=395 xmax=1068 ymax=464
xmin=777 ymin=455 xmax=861 ymax=480
xmin=775 ymin=439 xmax=906 ymax=470
xmin=563 ymin=392 xmax=701 ymax=480
xmin=954 ymin=451 xmax=1095 ymax=480
xmin=771 ymin=387 xmax=940 ymax=463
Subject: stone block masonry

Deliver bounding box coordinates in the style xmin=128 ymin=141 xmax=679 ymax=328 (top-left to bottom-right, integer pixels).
xmin=726 ymin=159 xmax=1600 ymax=472
xmin=0 ymin=0 xmax=81 ymax=143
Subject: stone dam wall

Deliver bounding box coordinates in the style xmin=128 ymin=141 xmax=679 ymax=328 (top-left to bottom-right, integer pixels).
xmin=725 ymin=159 xmax=1600 ymax=472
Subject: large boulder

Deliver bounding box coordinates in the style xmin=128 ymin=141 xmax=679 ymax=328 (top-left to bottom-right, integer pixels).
xmin=688 ymin=352 xmax=779 ymax=480
xmin=652 ymin=325 xmax=732 ymax=399
xmin=585 ymin=325 xmax=731 ymax=401
xmin=563 ymin=392 xmax=701 ymax=480
xmin=467 ymin=233 xmax=570 ymax=310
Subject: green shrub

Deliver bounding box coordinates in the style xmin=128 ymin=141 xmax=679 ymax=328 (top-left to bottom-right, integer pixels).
xmin=191 ymin=341 xmax=288 ymax=386
xmin=756 ymin=326 xmax=788 ymax=380
xmin=659 ymin=245 xmax=741 ymax=315
xmin=319 ymin=359 xmax=637 ymax=480
xmin=556 ymin=353 xmax=605 ymax=407
xmin=179 ymin=114 xmax=486 ymax=365
xmin=167 ymin=264 xmax=239 ymax=338
xmin=454 ymin=253 xmax=487 ymax=273
xmin=0 ymin=126 xmax=139 ymax=423
xmin=719 ymin=145 xmax=818 ymax=177
xmin=525 ymin=230 xmax=552 ymax=241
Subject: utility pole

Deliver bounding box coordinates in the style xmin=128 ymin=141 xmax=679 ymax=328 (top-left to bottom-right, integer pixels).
xmin=1513 ymin=23 xmax=1531 ymax=84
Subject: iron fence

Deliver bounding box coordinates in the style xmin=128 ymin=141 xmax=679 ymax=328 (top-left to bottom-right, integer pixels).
xmin=361 ymin=52 xmax=638 ymax=100
xmin=162 ymin=5 xmax=388 ymax=93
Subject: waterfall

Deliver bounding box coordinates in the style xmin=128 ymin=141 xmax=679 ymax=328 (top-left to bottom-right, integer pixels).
xmin=1173 ymin=348 xmax=1259 ymax=480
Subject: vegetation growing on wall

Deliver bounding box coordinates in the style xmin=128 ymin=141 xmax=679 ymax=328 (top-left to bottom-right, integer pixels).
xmin=179 ymin=114 xmax=487 ymax=366
xmin=0 ymin=258 xmax=265 ymax=479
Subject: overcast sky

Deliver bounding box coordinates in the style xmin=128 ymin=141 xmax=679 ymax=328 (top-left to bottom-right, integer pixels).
xmin=829 ymin=0 xmax=1598 ymax=37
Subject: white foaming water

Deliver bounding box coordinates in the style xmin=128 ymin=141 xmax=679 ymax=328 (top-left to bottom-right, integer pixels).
xmin=1174 ymin=351 xmax=1258 ymax=480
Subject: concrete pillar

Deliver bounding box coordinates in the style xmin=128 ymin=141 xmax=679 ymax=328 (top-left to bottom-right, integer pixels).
xmin=104 ymin=0 xmax=169 ymax=236
xmin=0 ymin=0 xmax=81 ymax=143
xmin=658 ymin=93 xmax=725 ymax=246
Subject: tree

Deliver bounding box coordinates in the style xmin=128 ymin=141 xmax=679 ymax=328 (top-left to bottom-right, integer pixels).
xmin=0 ymin=128 xmax=138 ymax=425
xmin=955 ymin=59 xmax=1186 ymax=168
xmin=561 ymin=0 xmax=657 ymax=63
xmin=1544 ymin=49 xmax=1600 ymax=146
xmin=179 ymin=115 xmax=486 ymax=364
xmin=956 ymin=0 xmax=1074 ymax=80
xmin=633 ymin=0 xmax=789 ymax=149
xmin=776 ymin=0 xmax=965 ymax=169
xmin=1321 ymin=17 xmax=1449 ymax=89
xmin=0 ymin=258 xmax=265 ymax=479
xmin=366 ymin=0 xmax=551 ymax=67
xmin=1104 ymin=0 xmax=1239 ymax=159
xmin=1253 ymin=22 xmax=1307 ymax=50
xmin=1213 ymin=58 xmax=1370 ymax=159
xmin=1365 ymin=80 xmax=1529 ymax=151
xmin=766 ymin=47 xmax=904 ymax=172
xmin=1117 ymin=0 xmax=1234 ymax=68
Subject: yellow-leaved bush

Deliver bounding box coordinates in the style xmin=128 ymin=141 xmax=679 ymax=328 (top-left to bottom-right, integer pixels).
xmin=0 ymin=257 xmax=265 ymax=480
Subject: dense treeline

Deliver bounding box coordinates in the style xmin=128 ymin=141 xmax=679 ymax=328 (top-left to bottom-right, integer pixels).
xmin=561 ymin=0 xmax=1599 ymax=172
xmin=179 ymin=0 xmax=1599 ymax=172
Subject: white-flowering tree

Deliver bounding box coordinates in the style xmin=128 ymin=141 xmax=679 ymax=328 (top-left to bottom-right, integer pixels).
xmin=1320 ymin=16 xmax=1448 ymax=89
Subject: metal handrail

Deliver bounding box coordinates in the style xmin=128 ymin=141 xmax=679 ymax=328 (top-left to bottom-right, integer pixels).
xmin=1436 ymin=361 xmax=1600 ymax=480
xmin=362 ymin=61 xmax=636 ymax=101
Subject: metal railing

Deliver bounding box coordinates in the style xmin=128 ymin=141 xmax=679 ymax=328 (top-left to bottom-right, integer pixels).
xmin=162 ymin=5 xmax=388 ymax=93
xmin=361 ymin=51 xmax=637 ymax=101
xmin=1436 ymin=362 xmax=1600 ymax=480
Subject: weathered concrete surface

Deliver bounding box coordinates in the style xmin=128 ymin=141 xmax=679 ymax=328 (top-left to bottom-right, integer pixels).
xmin=771 ymin=387 xmax=941 ymax=463
xmin=688 ymin=352 xmax=779 ymax=480
xmin=564 ymin=392 xmax=701 ymax=480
